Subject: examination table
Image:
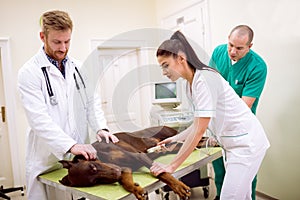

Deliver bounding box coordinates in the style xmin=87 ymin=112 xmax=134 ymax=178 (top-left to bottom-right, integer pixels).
xmin=39 ymin=147 xmax=222 ymax=200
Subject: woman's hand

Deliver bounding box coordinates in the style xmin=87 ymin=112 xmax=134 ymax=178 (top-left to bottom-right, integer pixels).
xmin=96 ymin=129 xmax=119 ymax=143
xmin=157 ymin=135 xmax=175 ymax=146
xmin=150 ymin=162 xmax=175 ymax=176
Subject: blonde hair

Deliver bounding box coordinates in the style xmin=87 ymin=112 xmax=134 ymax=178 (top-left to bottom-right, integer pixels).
xmin=40 ymin=10 xmax=73 ymax=36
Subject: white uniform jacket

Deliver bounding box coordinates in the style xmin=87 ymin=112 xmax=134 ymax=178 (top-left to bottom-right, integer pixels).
xmin=186 ymin=69 xmax=270 ymax=164
xmin=18 ymin=47 xmax=108 ymax=199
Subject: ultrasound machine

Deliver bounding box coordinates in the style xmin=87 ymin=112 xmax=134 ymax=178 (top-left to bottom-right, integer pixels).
xmin=149 ymin=80 xmax=193 ymax=131
xmin=149 ymin=80 xmax=211 ymax=199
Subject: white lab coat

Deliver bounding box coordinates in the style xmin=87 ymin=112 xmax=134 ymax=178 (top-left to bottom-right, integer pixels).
xmin=186 ymin=69 xmax=270 ymax=199
xmin=18 ymin=47 xmax=108 ymax=200
xmin=187 ymin=69 xmax=270 ymax=160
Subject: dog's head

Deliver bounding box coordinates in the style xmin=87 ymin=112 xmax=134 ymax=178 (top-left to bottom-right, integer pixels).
xmin=59 ymin=159 xmax=122 ymax=187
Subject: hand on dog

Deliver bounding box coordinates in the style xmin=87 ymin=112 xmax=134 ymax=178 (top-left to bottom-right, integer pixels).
xmin=69 ymin=144 xmax=97 ymax=160
xmin=150 ymin=162 xmax=174 ymax=176
xmin=156 ymin=136 xmax=174 ymax=146
xmin=97 ymin=129 xmax=119 ymax=143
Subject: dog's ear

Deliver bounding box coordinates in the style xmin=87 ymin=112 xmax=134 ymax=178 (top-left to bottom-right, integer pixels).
xmin=59 ymin=160 xmax=73 ymax=169
xmin=59 ymin=175 xmax=72 ymax=186
xmin=73 ymin=154 xmax=86 ymax=162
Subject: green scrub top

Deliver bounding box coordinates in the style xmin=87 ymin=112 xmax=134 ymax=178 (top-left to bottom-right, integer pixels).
xmin=209 ymin=44 xmax=267 ymax=114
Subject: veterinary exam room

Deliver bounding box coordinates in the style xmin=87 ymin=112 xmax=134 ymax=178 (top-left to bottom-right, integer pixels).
xmin=0 ymin=0 xmax=299 ymax=199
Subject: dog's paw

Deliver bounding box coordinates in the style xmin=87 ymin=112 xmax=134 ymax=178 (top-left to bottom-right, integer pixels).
xmin=170 ymin=181 xmax=191 ymax=200
xmin=133 ymin=183 xmax=148 ymax=200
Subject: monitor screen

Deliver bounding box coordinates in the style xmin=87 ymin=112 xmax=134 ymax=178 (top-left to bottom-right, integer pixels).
xmin=155 ymin=82 xmax=177 ymax=99
xmin=152 ymin=81 xmax=181 ymax=106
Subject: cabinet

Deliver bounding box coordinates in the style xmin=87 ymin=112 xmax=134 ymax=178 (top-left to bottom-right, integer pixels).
xmin=90 ymin=40 xmax=153 ymax=133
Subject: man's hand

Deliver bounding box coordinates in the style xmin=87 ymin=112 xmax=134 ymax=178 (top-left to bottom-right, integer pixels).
xmin=69 ymin=144 xmax=97 ymax=160
xmin=96 ymin=129 xmax=119 ymax=143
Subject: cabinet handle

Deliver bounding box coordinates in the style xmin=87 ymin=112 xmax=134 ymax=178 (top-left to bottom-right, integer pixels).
xmin=1 ymin=106 xmax=5 ymax=122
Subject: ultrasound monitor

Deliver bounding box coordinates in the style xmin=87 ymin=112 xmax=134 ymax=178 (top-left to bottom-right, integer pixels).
xmin=152 ymin=81 xmax=182 ymax=107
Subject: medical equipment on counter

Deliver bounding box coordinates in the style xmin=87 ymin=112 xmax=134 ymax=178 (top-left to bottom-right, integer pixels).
xmin=150 ymin=79 xmax=193 ymax=130
xmin=150 ymin=104 xmax=193 ymax=131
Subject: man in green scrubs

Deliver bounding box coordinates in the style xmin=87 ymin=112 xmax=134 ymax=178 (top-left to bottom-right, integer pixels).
xmin=209 ymin=25 xmax=267 ymax=200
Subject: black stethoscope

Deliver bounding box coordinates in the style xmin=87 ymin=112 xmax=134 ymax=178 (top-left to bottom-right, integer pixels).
xmin=41 ymin=65 xmax=86 ymax=106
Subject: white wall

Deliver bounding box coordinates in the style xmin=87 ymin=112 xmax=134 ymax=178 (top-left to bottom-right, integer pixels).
xmin=156 ymin=0 xmax=300 ymax=199
xmin=0 ymin=0 xmax=157 ymax=186
xmin=1 ymin=0 xmax=300 ymax=199
xmin=208 ymin=1 xmax=300 ymax=199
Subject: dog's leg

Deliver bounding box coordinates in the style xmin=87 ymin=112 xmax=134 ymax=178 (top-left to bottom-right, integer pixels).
xmin=120 ymin=152 xmax=192 ymax=199
xmin=118 ymin=167 xmax=147 ymax=200
xmin=157 ymin=172 xmax=191 ymax=200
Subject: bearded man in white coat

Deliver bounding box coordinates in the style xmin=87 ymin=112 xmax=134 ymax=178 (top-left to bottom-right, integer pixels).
xmin=18 ymin=10 xmax=119 ymax=200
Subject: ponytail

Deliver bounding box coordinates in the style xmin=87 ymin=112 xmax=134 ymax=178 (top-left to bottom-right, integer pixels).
xmin=157 ymin=31 xmax=217 ymax=72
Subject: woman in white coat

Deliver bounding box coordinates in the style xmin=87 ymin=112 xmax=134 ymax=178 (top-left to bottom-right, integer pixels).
xmin=150 ymin=31 xmax=270 ymax=199
xmin=18 ymin=10 xmax=119 ymax=200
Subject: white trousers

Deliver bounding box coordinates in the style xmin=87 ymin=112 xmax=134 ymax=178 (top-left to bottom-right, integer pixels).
xmin=220 ymin=150 xmax=266 ymax=200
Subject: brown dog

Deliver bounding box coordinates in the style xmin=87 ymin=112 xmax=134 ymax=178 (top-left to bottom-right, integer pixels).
xmin=59 ymin=126 xmax=193 ymax=200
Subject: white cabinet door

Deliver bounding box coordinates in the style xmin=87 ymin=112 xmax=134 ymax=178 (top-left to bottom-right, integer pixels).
xmin=96 ymin=48 xmax=142 ymax=132
xmin=161 ymin=0 xmax=211 ymax=63
xmin=0 ymin=52 xmax=13 ymax=187
xmin=161 ymin=1 xmax=211 ymax=111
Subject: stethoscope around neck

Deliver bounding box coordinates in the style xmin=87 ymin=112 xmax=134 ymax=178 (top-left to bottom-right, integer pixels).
xmin=41 ymin=66 xmax=86 ymax=106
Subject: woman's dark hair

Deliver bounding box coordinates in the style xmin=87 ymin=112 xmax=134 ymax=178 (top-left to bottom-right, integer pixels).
xmin=157 ymin=31 xmax=216 ymax=72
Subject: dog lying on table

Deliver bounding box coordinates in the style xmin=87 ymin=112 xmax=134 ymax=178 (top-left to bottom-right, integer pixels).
xmin=59 ymin=126 xmax=210 ymax=200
